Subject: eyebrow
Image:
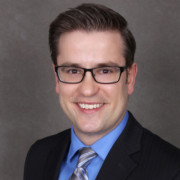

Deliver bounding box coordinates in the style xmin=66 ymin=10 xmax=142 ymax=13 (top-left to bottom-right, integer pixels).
xmin=96 ymin=62 xmax=121 ymax=67
xmin=58 ymin=63 xmax=82 ymax=67
xmin=58 ymin=61 xmax=122 ymax=68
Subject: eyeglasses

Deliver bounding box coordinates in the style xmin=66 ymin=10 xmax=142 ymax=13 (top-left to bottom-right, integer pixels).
xmin=55 ymin=66 xmax=127 ymax=84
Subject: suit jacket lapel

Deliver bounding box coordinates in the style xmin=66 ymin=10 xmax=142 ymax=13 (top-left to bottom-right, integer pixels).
xmin=43 ymin=130 xmax=71 ymax=180
xmin=96 ymin=113 xmax=143 ymax=180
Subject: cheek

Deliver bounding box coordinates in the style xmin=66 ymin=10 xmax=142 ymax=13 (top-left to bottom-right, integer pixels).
xmin=109 ymin=83 xmax=128 ymax=107
xmin=105 ymin=81 xmax=128 ymax=98
xmin=58 ymin=84 xmax=76 ymax=97
xmin=58 ymin=84 xmax=77 ymax=110
xmin=58 ymin=89 xmax=74 ymax=120
xmin=57 ymin=85 xmax=70 ymax=110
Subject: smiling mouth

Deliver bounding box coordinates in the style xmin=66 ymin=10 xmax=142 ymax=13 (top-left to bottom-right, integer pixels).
xmin=78 ymin=103 xmax=103 ymax=110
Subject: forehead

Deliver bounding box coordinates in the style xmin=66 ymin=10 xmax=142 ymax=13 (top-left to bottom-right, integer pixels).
xmin=57 ymin=30 xmax=125 ymax=66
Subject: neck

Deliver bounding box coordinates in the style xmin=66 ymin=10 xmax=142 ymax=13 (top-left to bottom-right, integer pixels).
xmin=74 ymin=126 xmax=119 ymax=146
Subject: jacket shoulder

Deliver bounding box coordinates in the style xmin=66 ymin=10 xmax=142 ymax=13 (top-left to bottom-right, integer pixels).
xmin=30 ymin=129 xmax=71 ymax=151
xmin=24 ymin=129 xmax=71 ymax=180
xmin=142 ymin=127 xmax=180 ymax=166
xmin=129 ymin=112 xmax=180 ymax=162
xmin=128 ymin=113 xmax=180 ymax=179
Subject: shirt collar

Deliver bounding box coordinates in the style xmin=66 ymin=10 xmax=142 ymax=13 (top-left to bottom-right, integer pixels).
xmin=92 ymin=111 xmax=129 ymax=160
xmin=68 ymin=111 xmax=129 ymax=161
xmin=67 ymin=128 xmax=87 ymax=162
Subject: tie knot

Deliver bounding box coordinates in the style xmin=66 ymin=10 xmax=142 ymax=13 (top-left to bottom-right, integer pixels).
xmin=69 ymin=148 xmax=97 ymax=180
xmin=77 ymin=147 xmax=97 ymax=168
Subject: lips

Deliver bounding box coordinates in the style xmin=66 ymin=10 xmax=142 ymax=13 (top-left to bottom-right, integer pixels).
xmin=78 ymin=103 xmax=103 ymax=110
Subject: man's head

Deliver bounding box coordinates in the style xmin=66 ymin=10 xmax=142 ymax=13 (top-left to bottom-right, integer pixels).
xmin=49 ymin=3 xmax=136 ymax=68
xmin=49 ymin=4 xmax=137 ymax=145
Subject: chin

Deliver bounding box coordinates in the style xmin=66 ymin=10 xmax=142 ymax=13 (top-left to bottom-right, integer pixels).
xmin=78 ymin=124 xmax=100 ymax=134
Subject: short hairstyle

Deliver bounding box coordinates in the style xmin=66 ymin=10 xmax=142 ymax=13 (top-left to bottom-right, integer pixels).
xmin=49 ymin=3 xmax=136 ymax=67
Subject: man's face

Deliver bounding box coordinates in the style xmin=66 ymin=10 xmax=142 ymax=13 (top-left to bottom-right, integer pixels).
xmin=55 ymin=31 xmax=137 ymax=144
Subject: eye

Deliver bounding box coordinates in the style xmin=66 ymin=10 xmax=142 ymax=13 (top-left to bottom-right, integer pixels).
xmin=102 ymin=69 xmax=111 ymax=74
xmin=98 ymin=67 xmax=115 ymax=74
xmin=62 ymin=67 xmax=82 ymax=74
xmin=68 ymin=68 xmax=78 ymax=74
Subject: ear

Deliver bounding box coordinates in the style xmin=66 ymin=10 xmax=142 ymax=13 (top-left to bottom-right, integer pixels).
xmin=127 ymin=63 xmax=138 ymax=95
xmin=52 ymin=64 xmax=60 ymax=95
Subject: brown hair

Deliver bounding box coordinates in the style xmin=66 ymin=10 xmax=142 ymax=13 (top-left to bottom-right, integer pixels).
xmin=49 ymin=3 xmax=136 ymax=67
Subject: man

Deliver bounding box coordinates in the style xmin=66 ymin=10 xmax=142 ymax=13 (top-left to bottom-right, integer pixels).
xmin=24 ymin=3 xmax=180 ymax=180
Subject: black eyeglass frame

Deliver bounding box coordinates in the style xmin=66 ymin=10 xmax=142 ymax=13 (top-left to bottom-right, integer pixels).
xmin=55 ymin=65 xmax=127 ymax=84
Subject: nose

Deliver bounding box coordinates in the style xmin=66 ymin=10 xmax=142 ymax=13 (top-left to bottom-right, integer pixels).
xmin=78 ymin=71 xmax=99 ymax=97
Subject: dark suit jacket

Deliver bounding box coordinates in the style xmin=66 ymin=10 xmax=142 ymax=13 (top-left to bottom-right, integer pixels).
xmin=24 ymin=112 xmax=180 ymax=180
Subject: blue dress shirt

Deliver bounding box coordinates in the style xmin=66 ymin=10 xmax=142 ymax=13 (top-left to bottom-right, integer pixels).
xmin=58 ymin=111 xmax=129 ymax=180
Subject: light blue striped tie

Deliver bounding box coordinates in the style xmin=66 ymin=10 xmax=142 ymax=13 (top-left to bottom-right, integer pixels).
xmin=69 ymin=147 xmax=97 ymax=180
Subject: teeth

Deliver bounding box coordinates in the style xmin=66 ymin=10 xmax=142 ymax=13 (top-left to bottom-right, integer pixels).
xmin=78 ymin=103 xmax=103 ymax=109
